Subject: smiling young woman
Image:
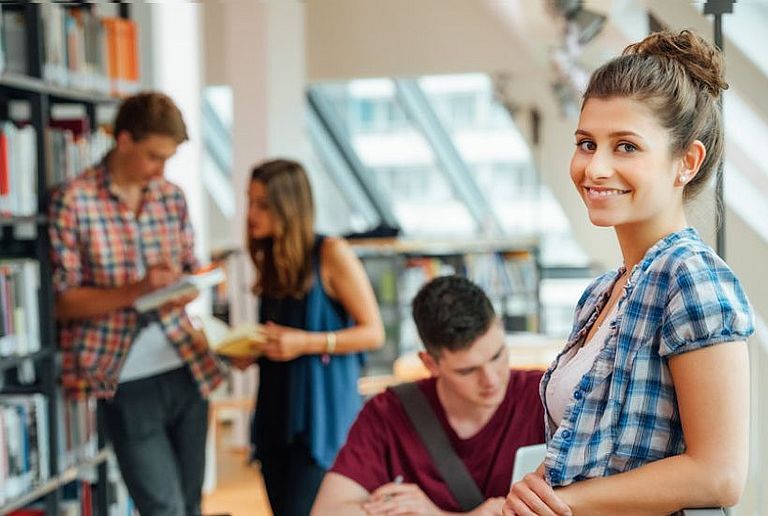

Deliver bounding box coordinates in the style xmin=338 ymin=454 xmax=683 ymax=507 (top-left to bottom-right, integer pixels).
xmin=504 ymin=30 xmax=755 ymax=516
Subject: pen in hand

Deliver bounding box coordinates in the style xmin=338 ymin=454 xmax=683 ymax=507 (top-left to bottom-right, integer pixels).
xmin=382 ymin=475 xmax=404 ymax=502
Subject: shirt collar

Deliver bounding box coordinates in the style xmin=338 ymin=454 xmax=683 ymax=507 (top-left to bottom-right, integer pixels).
xmin=97 ymin=151 xmax=163 ymax=203
xmin=632 ymin=227 xmax=700 ymax=275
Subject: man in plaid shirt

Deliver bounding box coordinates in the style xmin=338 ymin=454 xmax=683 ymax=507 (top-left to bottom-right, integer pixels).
xmin=49 ymin=92 xmax=225 ymax=516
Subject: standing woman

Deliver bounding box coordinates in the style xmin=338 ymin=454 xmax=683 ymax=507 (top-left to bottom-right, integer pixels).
xmin=504 ymin=31 xmax=754 ymax=515
xmin=246 ymin=159 xmax=384 ymax=515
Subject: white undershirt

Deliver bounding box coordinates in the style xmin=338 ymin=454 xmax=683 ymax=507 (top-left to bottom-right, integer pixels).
xmin=546 ymin=301 xmax=619 ymax=427
xmin=118 ymin=232 xmax=183 ymax=383
xmin=119 ymin=321 xmax=183 ymax=382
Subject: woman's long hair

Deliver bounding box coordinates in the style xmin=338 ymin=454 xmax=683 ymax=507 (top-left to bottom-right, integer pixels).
xmin=248 ymin=159 xmax=315 ymax=298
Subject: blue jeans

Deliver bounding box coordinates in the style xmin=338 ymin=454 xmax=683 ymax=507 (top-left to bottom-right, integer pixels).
xmin=102 ymin=366 xmax=209 ymax=516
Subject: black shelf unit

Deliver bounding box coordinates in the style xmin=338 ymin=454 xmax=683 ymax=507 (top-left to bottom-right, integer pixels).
xmin=0 ymin=3 xmax=128 ymax=514
xmin=351 ymin=238 xmax=542 ymax=374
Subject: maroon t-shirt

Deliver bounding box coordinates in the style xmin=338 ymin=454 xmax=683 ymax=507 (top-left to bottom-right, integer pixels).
xmin=330 ymin=369 xmax=545 ymax=512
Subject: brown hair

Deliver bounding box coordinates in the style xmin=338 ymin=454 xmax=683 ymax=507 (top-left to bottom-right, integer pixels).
xmin=113 ymin=91 xmax=189 ymax=143
xmin=248 ymin=159 xmax=315 ymax=298
xmin=582 ymin=30 xmax=728 ymax=201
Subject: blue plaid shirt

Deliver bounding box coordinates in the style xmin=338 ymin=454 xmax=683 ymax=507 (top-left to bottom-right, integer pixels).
xmin=541 ymin=227 xmax=754 ymax=487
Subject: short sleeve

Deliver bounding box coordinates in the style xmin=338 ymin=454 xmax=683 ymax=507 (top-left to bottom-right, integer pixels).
xmin=48 ymin=187 xmax=83 ymax=294
xmin=329 ymin=393 xmax=392 ymax=493
xmin=660 ymin=251 xmax=754 ymax=357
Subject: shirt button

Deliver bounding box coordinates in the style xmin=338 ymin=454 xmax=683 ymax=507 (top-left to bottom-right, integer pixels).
xmin=574 ymin=390 xmax=583 ymax=400
xmin=561 ymin=429 xmax=572 ymax=440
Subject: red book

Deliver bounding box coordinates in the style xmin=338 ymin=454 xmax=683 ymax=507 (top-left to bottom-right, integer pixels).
xmin=49 ymin=118 xmax=91 ymax=139
xmin=80 ymin=480 xmax=93 ymax=516
xmin=0 ymin=130 xmax=9 ymax=195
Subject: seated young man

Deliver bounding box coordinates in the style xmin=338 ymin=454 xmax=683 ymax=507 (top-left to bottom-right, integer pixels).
xmin=312 ymin=275 xmax=545 ymax=515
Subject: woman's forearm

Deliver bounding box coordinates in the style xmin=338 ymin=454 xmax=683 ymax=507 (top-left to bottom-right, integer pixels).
xmin=303 ymin=324 xmax=385 ymax=355
xmin=558 ymin=452 xmax=744 ymax=515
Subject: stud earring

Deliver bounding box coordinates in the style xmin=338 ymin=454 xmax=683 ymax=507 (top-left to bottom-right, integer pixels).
xmin=679 ymin=175 xmax=688 ymax=184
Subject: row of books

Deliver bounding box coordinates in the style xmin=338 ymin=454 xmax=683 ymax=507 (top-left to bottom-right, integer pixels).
xmin=0 ymin=122 xmax=37 ymax=217
xmin=466 ymin=251 xmax=538 ymax=298
xmin=57 ymin=395 xmax=98 ymax=472
xmin=0 ymin=393 xmax=102 ymax=510
xmin=395 ymin=252 xmax=537 ymax=306
xmin=0 ymin=114 xmax=112 ymax=217
xmin=46 ymin=126 xmax=112 ymax=188
xmin=360 ymin=250 xmax=540 ymax=356
xmin=0 ymin=394 xmax=49 ymax=506
xmin=42 ymin=4 xmax=140 ymax=96
xmin=0 ymin=260 xmax=41 ymax=359
xmin=1 ymin=5 xmax=140 ymax=97
xmin=9 ymin=474 xmax=135 ymax=516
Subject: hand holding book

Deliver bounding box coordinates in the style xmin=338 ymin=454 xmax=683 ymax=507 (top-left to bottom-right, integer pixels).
xmin=198 ymin=315 xmax=266 ymax=359
xmin=133 ymin=267 xmax=225 ymax=313
xmin=260 ymin=321 xmax=313 ymax=362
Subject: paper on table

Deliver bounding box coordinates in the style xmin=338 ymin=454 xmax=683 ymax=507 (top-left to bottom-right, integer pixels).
xmin=133 ymin=267 xmax=226 ymax=313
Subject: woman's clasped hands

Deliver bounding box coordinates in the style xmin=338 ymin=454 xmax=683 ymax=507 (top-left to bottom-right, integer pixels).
xmin=503 ymin=470 xmax=572 ymax=516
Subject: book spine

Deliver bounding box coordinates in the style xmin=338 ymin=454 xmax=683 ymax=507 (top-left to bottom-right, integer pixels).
xmin=0 ymin=260 xmax=41 ymax=358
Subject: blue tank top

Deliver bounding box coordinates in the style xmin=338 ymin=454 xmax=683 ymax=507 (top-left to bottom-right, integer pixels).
xmin=252 ymin=235 xmax=366 ymax=469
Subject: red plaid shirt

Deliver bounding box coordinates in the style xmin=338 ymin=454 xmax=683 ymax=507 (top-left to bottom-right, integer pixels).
xmin=49 ymin=159 xmax=225 ymax=399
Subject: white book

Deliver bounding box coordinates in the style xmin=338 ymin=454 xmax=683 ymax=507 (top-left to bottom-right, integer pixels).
xmin=133 ymin=267 xmax=226 ymax=313
xmin=0 ymin=403 xmax=6 ymax=505
xmin=16 ymin=125 xmax=37 ymax=216
xmin=33 ymin=395 xmax=49 ymax=481
xmin=21 ymin=261 xmax=40 ymax=353
xmin=0 ymin=5 xmax=5 ymax=76
xmin=2 ymin=10 xmax=26 ymax=75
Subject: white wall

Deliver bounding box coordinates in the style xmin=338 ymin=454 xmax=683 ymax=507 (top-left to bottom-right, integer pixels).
xmin=131 ymin=3 xmax=210 ymax=314
xmin=306 ymin=0 xmax=534 ymax=81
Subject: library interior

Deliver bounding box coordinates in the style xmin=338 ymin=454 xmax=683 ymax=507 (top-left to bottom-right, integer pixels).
xmin=1 ymin=1 xmax=767 ymax=515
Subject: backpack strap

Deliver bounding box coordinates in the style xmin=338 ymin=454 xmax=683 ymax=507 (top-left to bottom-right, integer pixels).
xmin=391 ymin=382 xmax=485 ymax=511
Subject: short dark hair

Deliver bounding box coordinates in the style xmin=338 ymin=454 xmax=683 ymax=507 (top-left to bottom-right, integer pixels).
xmin=411 ymin=275 xmax=496 ymax=357
xmin=113 ymin=91 xmax=189 ymax=143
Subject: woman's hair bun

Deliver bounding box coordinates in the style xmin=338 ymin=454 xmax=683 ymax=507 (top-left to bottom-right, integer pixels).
xmin=623 ymin=29 xmax=728 ymax=98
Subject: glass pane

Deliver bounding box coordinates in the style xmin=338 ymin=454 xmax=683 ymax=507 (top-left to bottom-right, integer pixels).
xmin=419 ymin=74 xmax=588 ymax=265
xmin=724 ymin=90 xmax=768 ymax=242
xmin=719 ymin=3 xmax=768 ymax=77
xmin=304 ymin=148 xmax=374 ymax=236
xmin=316 ymin=79 xmax=477 ymax=236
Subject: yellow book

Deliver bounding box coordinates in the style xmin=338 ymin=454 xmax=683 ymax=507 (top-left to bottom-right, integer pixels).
xmin=213 ymin=323 xmax=266 ymax=358
xmin=200 ymin=316 xmax=265 ymax=358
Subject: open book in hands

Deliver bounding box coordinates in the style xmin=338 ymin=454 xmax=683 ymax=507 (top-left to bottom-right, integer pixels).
xmin=133 ymin=267 xmax=226 ymax=313
xmin=199 ymin=316 xmax=266 ymax=358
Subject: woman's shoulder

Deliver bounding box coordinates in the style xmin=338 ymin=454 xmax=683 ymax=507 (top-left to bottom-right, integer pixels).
xmin=319 ymin=235 xmax=355 ymax=266
xmin=645 ymin=229 xmax=716 ymax=267
xmin=648 ymin=236 xmax=726 ymax=280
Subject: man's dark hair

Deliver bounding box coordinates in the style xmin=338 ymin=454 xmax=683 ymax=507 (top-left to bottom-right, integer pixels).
xmin=411 ymin=275 xmax=496 ymax=357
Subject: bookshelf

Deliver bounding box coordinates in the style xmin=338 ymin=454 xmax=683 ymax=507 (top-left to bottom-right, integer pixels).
xmin=350 ymin=237 xmax=541 ymax=374
xmin=0 ymin=2 xmax=136 ymax=514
